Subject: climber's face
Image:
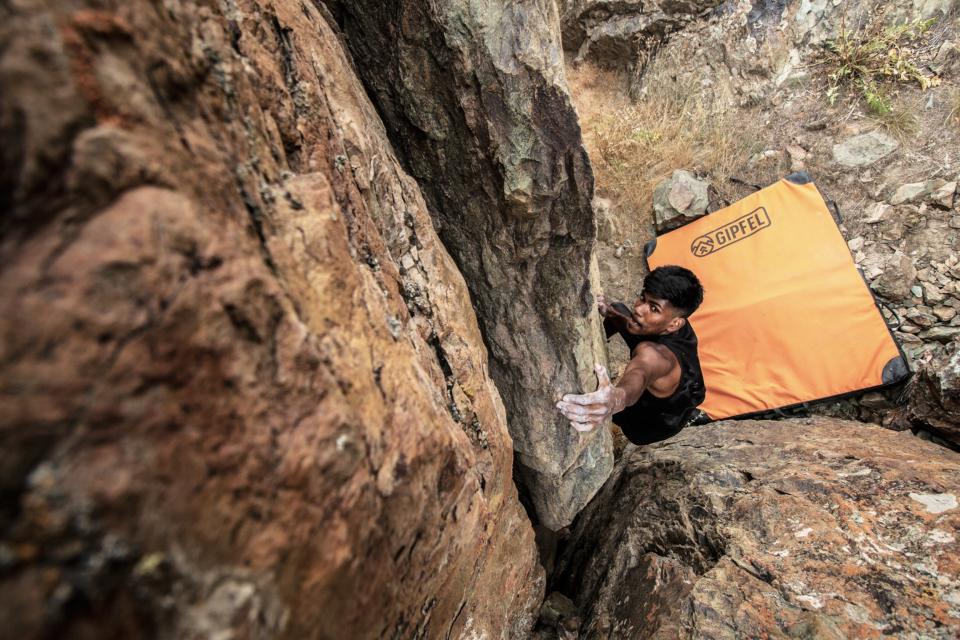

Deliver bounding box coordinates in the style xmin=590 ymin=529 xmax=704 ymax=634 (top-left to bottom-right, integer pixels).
xmin=625 ymin=291 xmax=685 ymax=336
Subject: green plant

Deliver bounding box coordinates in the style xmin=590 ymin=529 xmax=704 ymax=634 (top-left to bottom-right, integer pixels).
xmin=821 ymin=9 xmax=940 ymax=113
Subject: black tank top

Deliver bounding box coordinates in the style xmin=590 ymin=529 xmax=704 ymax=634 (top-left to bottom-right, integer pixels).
xmin=605 ymin=317 xmax=706 ymax=421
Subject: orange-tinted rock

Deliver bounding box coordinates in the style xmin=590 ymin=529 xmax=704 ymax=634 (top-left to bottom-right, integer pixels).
xmin=0 ymin=1 xmax=541 ymax=637
xmin=555 ymin=418 xmax=960 ymax=638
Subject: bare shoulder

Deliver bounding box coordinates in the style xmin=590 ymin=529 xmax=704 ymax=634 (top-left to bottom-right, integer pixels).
xmin=630 ymin=342 xmax=678 ymax=375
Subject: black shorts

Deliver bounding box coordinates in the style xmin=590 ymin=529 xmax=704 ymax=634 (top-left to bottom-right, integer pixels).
xmin=612 ymin=404 xmax=692 ymax=445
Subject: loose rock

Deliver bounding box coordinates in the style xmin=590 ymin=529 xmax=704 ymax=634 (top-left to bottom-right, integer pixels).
xmin=890 ymin=181 xmax=931 ymax=205
xmin=931 ymin=181 xmax=957 ymax=209
xmin=924 ymin=282 xmax=946 ymax=305
xmin=863 ymin=202 xmax=892 ymax=223
xmin=871 ymin=251 xmax=918 ymax=302
xmin=652 ymin=169 xmax=711 ymax=233
xmin=935 ymin=306 xmax=958 ymax=322
xmin=922 ymin=327 xmax=960 ymax=343
xmin=832 ymin=131 xmax=899 ymax=167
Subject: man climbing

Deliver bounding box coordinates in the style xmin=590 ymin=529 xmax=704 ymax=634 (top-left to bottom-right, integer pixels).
xmin=556 ymin=265 xmax=706 ymax=445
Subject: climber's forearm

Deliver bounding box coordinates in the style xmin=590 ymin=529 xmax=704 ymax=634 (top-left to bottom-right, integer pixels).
xmin=616 ymin=365 xmax=648 ymax=409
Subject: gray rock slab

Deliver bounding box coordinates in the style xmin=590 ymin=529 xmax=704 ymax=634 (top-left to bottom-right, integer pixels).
xmin=833 ymin=131 xmax=899 ymax=167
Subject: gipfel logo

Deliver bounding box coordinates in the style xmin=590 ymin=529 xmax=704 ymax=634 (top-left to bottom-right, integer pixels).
xmin=691 ymin=207 xmax=771 ymax=257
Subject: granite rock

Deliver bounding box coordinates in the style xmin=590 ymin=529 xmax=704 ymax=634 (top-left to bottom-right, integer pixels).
xmin=325 ymin=0 xmax=614 ymax=528
xmin=0 ymin=1 xmax=542 ymax=637
xmin=557 ymin=0 xmax=723 ymax=68
xmin=554 ymin=418 xmax=960 ymax=638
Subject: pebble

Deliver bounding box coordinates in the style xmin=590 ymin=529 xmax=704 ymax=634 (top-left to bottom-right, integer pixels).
xmin=949 ymin=216 xmax=960 ymax=229
xmin=923 ymin=282 xmax=945 ymax=305
xmin=921 ymin=326 xmax=960 ymax=342
xmin=863 ymin=203 xmax=891 ymax=223
xmin=934 ymin=306 xmax=957 ymax=322
xmin=905 ymin=309 xmax=937 ymax=328
xmin=911 ymin=285 xmax=924 ymax=298
xmin=931 ymin=181 xmax=956 ymax=209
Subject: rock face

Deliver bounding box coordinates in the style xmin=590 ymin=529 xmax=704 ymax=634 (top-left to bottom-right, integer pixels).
xmin=554 ymin=418 xmax=960 ymax=638
xmin=624 ymin=0 xmax=945 ymax=104
xmin=324 ymin=0 xmax=613 ymax=528
xmin=0 ymin=1 xmax=542 ymax=637
xmin=558 ymin=0 xmax=723 ymax=68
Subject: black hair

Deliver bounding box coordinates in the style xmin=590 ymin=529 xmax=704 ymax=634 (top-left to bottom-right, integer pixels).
xmin=642 ymin=265 xmax=704 ymax=318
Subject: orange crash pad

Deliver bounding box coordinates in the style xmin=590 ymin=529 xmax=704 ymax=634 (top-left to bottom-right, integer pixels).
xmin=645 ymin=173 xmax=910 ymax=420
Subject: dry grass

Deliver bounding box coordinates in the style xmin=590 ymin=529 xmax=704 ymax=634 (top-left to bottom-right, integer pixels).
xmin=871 ymin=94 xmax=921 ymax=140
xmin=949 ymin=88 xmax=960 ymax=128
xmin=566 ymin=61 xmax=763 ymax=219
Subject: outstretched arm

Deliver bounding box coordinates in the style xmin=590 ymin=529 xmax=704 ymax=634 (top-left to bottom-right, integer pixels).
xmin=598 ymin=294 xmax=641 ymax=337
xmin=556 ymin=345 xmax=674 ymax=433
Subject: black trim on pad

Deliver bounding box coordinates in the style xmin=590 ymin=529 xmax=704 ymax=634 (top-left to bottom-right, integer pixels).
xmin=644 ymin=238 xmax=657 ymax=261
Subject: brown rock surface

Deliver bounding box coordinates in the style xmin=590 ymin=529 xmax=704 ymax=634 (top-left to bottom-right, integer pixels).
xmin=324 ymin=0 xmax=613 ymax=528
xmin=0 ymin=1 xmax=542 ymax=637
xmin=554 ymin=418 xmax=960 ymax=638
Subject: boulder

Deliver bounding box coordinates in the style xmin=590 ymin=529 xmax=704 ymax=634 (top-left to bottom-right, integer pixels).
xmin=0 ymin=1 xmax=542 ymax=637
xmin=892 ymin=338 xmax=960 ymax=446
xmin=833 ymin=131 xmax=900 ymax=168
xmin=325 ymin=0 xmax=613 ymax=528
xmin=652 ymin=169 xmax=711 ymax=233
xmin=624 ymin=0 xmax=866 ymax=107
xmin=554 ymin=418 xmax=960 ymax=638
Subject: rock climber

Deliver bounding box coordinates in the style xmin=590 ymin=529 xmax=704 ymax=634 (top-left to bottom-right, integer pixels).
xmin=556 ymin=265 xmax=706 ymax=445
